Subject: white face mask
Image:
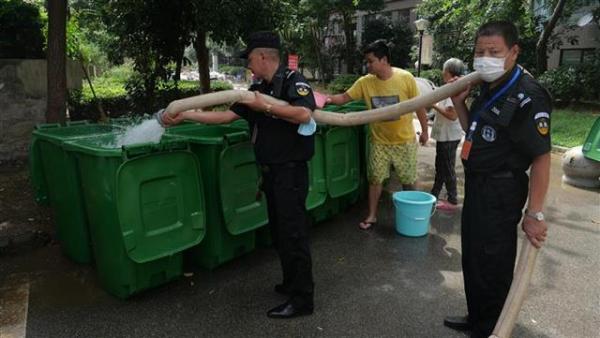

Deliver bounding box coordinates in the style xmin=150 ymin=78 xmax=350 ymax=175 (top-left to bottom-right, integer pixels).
xmin=473 ymin=57 xmax=506 ymax=82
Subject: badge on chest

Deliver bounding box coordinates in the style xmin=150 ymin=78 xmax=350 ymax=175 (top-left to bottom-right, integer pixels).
xmin=481 ymin=125 xmax=497 ymax=142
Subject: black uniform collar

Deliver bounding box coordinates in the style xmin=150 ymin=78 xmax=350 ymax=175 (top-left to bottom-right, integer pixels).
xmin=267 ymin=64 xmax=289 ymax=98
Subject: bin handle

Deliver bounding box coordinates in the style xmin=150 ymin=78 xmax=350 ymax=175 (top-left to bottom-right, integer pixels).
xmin=66 ymin=120 xmax=91 ymax=126
xmin=122 ymin=144 xmax=153 ymax=160
xmin=122 ymin=140 xmax=189 ymax=160
xmin=223 ymin=131 xmax=249 ymax=145
xmin=35 ymin=123 xmax=61 ymax=130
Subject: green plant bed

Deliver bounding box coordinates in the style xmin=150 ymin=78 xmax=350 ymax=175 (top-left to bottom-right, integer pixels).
xmin=328 ymin=74 xmax=360 ymax=93
xmin=552 ymin=109 xmax=600 ymax=148
xmin=69 ymin=78 xmax=233 ymax=121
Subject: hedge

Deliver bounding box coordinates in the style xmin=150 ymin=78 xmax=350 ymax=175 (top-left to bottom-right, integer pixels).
xmin=69 ymin=79 xmax=233 ymax=121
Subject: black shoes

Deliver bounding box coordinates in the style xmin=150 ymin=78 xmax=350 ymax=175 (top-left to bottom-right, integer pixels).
xmin=267 ymin=301 xmax=313 ymax=319
xmin=443 ymin=315 xmax=472 ymax=331
xmin=274 ymin=283 xmax=292 ymax=296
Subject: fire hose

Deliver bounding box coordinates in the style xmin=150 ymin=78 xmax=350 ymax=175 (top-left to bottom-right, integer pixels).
xmin=160 ymin=71 xmax=539 ymax=338
xmin=161 ymin=72 xmax=482 ymax=126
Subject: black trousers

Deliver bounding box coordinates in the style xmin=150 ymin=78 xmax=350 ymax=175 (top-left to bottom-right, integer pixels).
xmin=261 ymin=162 xmax=314 ymax=308
xmin=462 ymin=171 xmax=528 ymax=338
xmin=431 ymin=140 xmax=460 ymax=203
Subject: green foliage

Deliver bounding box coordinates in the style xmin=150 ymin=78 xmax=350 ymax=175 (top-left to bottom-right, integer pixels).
xmin=327 ymin=74 xmax=360 ymax=93
xmin=219 ymin=65 xmax=246 ymax=76
xmin=100 ymin=0 xmax=288 ymax=103
xmin=278 ymin=0 xmax=384 ymax=80
xmin=539 ymin=67 xmax=579 ymax=103
xmin=539 ymin=49 xmax=600 ymax=103
xmin=412 ymin=69 xmax=443 ymax=86
xmin=100 ymin=63 xmax=134 ymax=82
xmin=326 ymin=0 xmax=385 ymax=73
xmin=540 ymin=67 xmax=600 ymax=104
xmin=417 ymin=0 xmax=538 ymax=74
xmin=69 ymin=73 xmax=233 ymax=121
xmin=361 ymin=17 xmax=415 ymax=69
xmin=0 ymin=0 xmax=45 ymax=58
xmin=200 ymin=80 xmax=232 ymax=92
xmin=551 ymin=109 xmax=600 ymax=147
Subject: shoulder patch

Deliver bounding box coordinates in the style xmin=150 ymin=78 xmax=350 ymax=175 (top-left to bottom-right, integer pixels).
xmin=534 ymin=112 xmax=550 ymax=136
xmin=295 ymin=82 xmax=311 ymax=96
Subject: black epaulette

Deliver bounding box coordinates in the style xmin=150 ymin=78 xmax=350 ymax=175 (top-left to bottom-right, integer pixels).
xmin=284 ymin=69 xmax=296 ymax=79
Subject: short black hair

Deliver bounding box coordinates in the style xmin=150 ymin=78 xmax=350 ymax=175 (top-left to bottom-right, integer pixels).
xmin=362 ymin=39 xmax=391 ymax=62
xmin=475 ymin=21 xmax=519 ymax=47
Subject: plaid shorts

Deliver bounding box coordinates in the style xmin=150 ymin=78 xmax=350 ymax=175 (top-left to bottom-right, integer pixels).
xmin=368 ymin=142 xmax=418 ymax=185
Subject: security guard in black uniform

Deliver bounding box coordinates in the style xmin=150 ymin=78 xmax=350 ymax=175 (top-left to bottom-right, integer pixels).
xmin=162 ymin=31 xmax=315 ymax=319
xmin=443 ymin=21 xmax=551 ymax=338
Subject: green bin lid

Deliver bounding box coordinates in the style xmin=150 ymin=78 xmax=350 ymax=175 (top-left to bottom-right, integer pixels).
xmin=582 ymin=117 xmax=600 ymax=162
xmin=64 ymin=136 xmax=206 ymax=263
xmin=116 ymin=149 xmax=206 ymax=263
xmin=219 ymin=142 xmax=268 ymax=234
xmin=306 ymin=134 xmax=327 ymax=210
xmin=325 ymin=127 xmax=360 ymax=198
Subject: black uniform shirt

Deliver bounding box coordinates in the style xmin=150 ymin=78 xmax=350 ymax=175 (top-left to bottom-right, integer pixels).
xmin=463 ymin=65 xmax=552 ymax=174
xmin=230 ymin=65 xmax=316 ymax=165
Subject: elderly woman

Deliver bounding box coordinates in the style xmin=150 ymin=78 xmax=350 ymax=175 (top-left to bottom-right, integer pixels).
xmin=430 ymin=58 xmax=465 ymax=210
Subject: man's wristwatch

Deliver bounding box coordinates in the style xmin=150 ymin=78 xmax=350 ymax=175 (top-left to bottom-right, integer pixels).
xmin=525 ymin=209 xmax=545 ymax=221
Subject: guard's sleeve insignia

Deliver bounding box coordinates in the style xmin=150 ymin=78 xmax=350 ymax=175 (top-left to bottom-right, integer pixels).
xmin=295 ymin=82 xmax=311 ymax=96
xmin=534 ymin=112 xmax=550 ymax=136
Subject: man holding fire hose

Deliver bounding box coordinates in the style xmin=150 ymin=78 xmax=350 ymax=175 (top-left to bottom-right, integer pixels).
xmin=161 ymin=31 xmax=316 ymax=319
xmin=326 ymin=39 xmax=430 ymax=231
xmin=443 ymin=21 xmax=551 ymax=338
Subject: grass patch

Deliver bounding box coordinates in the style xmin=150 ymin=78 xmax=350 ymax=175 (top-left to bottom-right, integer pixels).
xmin=552 ymin=108 xmax=599 ymax=148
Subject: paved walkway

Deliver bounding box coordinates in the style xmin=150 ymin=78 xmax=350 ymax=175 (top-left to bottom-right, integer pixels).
xmin=1 ymin=141 xmax=598 ymax=338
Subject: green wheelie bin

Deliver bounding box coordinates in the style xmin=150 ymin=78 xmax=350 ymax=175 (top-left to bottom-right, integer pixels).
xmin=166 ymin=125 xmax=268 ymax=269
xmin=29 ymin=121 xmax=124 ymax=263
xmin=309 ymin=101 xmax=364 ymax=223
xmin=64 ymin=135 xmax=206 ymax=298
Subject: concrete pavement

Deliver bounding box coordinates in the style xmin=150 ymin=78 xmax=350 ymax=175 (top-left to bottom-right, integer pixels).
xmin=0 ymin=142 xmax=598 ymax=337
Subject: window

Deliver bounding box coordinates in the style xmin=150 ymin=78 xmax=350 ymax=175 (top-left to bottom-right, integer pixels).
xmin=397 ymin=9 xmax=411 ymax=23
xmin=559 ymin=48 xmax=596 ymax=66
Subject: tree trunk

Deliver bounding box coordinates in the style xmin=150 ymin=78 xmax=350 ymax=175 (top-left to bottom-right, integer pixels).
xmin=194 ymin=30 xmax=211 ymax=94
xmin=47 ymin=0 xmax=67 ymax=124
xmin=310 ymin=23 xmax=325 ymax=84
xmin=342 ymin=12 xmax=356 ymax=74
xmin=174 ymin=46 xmax=184 ymax=83
xmin=536 ymin=0 xmax=568 ymax=74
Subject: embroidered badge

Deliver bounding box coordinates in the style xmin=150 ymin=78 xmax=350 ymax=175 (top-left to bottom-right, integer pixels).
xmin=481 ymin=125 xmax=497 ymax=142
xmin=534 ymin=112 xmax=550 ymax=136
xmin=295 ymin=82 xmax=311 ymax=96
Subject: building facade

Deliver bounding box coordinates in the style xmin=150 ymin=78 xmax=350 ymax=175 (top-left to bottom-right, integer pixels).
xmin=532 ymin=0 xmax=599 ymax=69
xmin=324 ymin=0 xmax=430 ymax=74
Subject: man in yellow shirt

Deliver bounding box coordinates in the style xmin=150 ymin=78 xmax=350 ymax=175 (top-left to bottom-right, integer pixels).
xmin=326 ymin=39 xmax=429 ymax=230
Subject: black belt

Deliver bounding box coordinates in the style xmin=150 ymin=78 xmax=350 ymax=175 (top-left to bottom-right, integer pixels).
xmin=466 ymin=170 xmax=518 ymax=179
xmin=260 ymin=161 xmax=306 ymax=173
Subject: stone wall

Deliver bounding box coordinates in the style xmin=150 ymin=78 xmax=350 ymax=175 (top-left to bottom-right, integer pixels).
xmin=0 ymin=59 xmax=83 ymax=161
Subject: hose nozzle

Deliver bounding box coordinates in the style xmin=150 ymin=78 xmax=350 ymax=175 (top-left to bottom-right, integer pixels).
xmin=153 ymin=108 xmax=167 ymax=127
